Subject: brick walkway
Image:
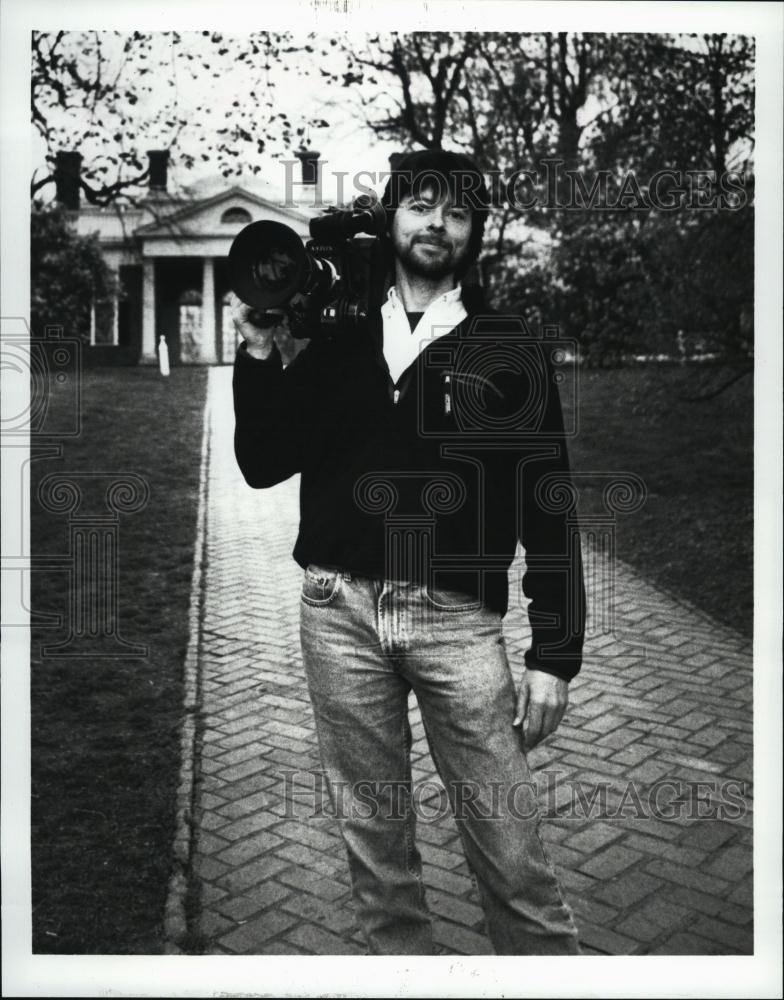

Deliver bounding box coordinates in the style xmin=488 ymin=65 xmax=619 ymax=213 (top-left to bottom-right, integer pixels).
xmin=187 ymin=367 xmax=753 ymax=956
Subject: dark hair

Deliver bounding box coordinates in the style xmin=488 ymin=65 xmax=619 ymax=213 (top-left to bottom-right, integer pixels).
xmin=380 ymin=149 xmax=491 ymax=278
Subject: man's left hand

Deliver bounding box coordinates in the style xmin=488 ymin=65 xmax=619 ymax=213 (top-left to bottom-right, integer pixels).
xmin=513 ymin=669 xmax=569 ymax=750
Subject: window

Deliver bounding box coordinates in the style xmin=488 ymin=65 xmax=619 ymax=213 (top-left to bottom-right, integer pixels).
xmin=91 ymin=297 xmax=117 ymax=346
xmin=221 ymin=291 xmax=239 ymax=363
xmin=179 ymin=289 xmax=203 ymax=363
xmin=220 ymin=207 xmax=253 ymax=225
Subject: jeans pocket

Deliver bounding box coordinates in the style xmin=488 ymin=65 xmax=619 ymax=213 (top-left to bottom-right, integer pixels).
xmin=301 ymin=564 xmax=343 ymax=606
xmin=422 ymin=585 xmax=482 ymax=613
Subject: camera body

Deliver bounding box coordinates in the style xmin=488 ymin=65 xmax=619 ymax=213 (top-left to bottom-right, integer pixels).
xmin=228 ymin=196 xmax=387 ymax=339
xmin=290 ymin=233 xmax=384 ymax=338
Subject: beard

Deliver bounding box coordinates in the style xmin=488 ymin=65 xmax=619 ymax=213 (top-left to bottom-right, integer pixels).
xmin=393 ymin=235 xmax=471 ymax=281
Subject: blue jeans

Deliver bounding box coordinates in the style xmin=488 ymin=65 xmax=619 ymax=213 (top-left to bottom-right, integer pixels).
xmin=299 ymin=564 xmax=580 ymax=955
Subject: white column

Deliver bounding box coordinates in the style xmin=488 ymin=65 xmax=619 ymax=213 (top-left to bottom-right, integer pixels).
xmin=89 ymin=300 xmax=96 ymax=346
xmin=201 ymin=257 xmax=217 ymax=364
xmin=141 ymin=259 xmax=156 ymax=363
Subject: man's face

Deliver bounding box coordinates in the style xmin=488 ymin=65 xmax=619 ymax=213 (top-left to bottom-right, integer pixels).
xmin=389 ymin=184 xmax=473 ymax=281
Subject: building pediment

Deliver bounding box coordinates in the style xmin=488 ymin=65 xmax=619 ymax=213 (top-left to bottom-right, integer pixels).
xmin=134 ymin=186 xmax=311 ymax=241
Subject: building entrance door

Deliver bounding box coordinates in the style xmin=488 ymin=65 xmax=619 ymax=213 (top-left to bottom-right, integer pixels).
xmin=155 ymin=258 xmax=208 ymax=364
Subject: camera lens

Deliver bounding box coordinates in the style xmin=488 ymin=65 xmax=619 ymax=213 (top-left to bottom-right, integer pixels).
xmin=229 ymin=221 xmax=307 ymax=310
xmin=251 ymin=247 xmax=298 ymax=295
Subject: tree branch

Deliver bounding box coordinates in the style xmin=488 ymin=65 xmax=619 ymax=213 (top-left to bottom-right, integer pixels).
xmin=390 ymin=37 xmax=432 ymax=147
xmin=31 ymin=173 xmax=56 ymax=197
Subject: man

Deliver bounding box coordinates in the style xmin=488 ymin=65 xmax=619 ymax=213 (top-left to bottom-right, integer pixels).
xmin=232 ymin=149 xmax=585 ymax=955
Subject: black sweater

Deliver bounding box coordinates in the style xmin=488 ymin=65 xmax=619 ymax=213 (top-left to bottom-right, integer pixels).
xmin=233 ymin=304 xmax=585 ymax=681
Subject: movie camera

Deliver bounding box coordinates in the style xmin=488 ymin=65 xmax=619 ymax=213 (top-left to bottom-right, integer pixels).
xmin=228 ymin=194 xmax=387 ymax=338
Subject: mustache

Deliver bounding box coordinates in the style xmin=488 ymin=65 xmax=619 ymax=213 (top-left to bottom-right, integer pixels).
xmin=414 ymin=236 xmax=452 ymax=249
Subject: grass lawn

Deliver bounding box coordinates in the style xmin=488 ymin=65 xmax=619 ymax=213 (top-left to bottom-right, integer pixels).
xmin=31 ymin=366 xmax=208 ymax=954
xmin=563 ymin=363 xmax=753 ymax=637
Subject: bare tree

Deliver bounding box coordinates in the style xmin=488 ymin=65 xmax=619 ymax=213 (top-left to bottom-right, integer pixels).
xmin=31 ymin=30 xmax=332 ymax=205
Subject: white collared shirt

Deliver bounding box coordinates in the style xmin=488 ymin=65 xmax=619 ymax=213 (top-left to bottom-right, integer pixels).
xmin=381 ymin=284 xmax=467 ymax=385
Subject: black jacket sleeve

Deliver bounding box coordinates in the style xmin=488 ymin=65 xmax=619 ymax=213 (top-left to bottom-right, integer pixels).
xmin=232 ymin=340 xmax=316 ymax=489
xmin=517 ymin=345 xmax=586 ymax=682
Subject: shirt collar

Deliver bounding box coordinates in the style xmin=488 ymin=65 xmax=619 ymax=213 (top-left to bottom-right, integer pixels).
xmin=386 ymin=284 xmax=463 ymax=310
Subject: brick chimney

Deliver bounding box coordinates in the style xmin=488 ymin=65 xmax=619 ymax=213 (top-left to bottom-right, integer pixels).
xmin=294 ymin=149 xmax=321 ymax=186
xmin=147 ymin=150 xmax=169 ymax=192
xmin=54 ymin=151 xmax=83 ymax=210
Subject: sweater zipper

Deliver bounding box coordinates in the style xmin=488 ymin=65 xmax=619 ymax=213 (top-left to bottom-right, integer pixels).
xmin=393 ymin=388 xmax=400 ymax=405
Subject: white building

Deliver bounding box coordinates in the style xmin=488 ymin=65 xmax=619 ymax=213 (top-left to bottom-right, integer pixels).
xmin=62 ymin=150 xmax=322 ymax=365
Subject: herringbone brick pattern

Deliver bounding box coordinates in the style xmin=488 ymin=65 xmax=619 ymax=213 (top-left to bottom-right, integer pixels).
xmin=189 ymin=367 xmax=753 ymax=956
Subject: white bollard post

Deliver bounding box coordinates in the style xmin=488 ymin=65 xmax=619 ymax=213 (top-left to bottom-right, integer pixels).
xmin=159 ymin=335 xmax=170 ymax=377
